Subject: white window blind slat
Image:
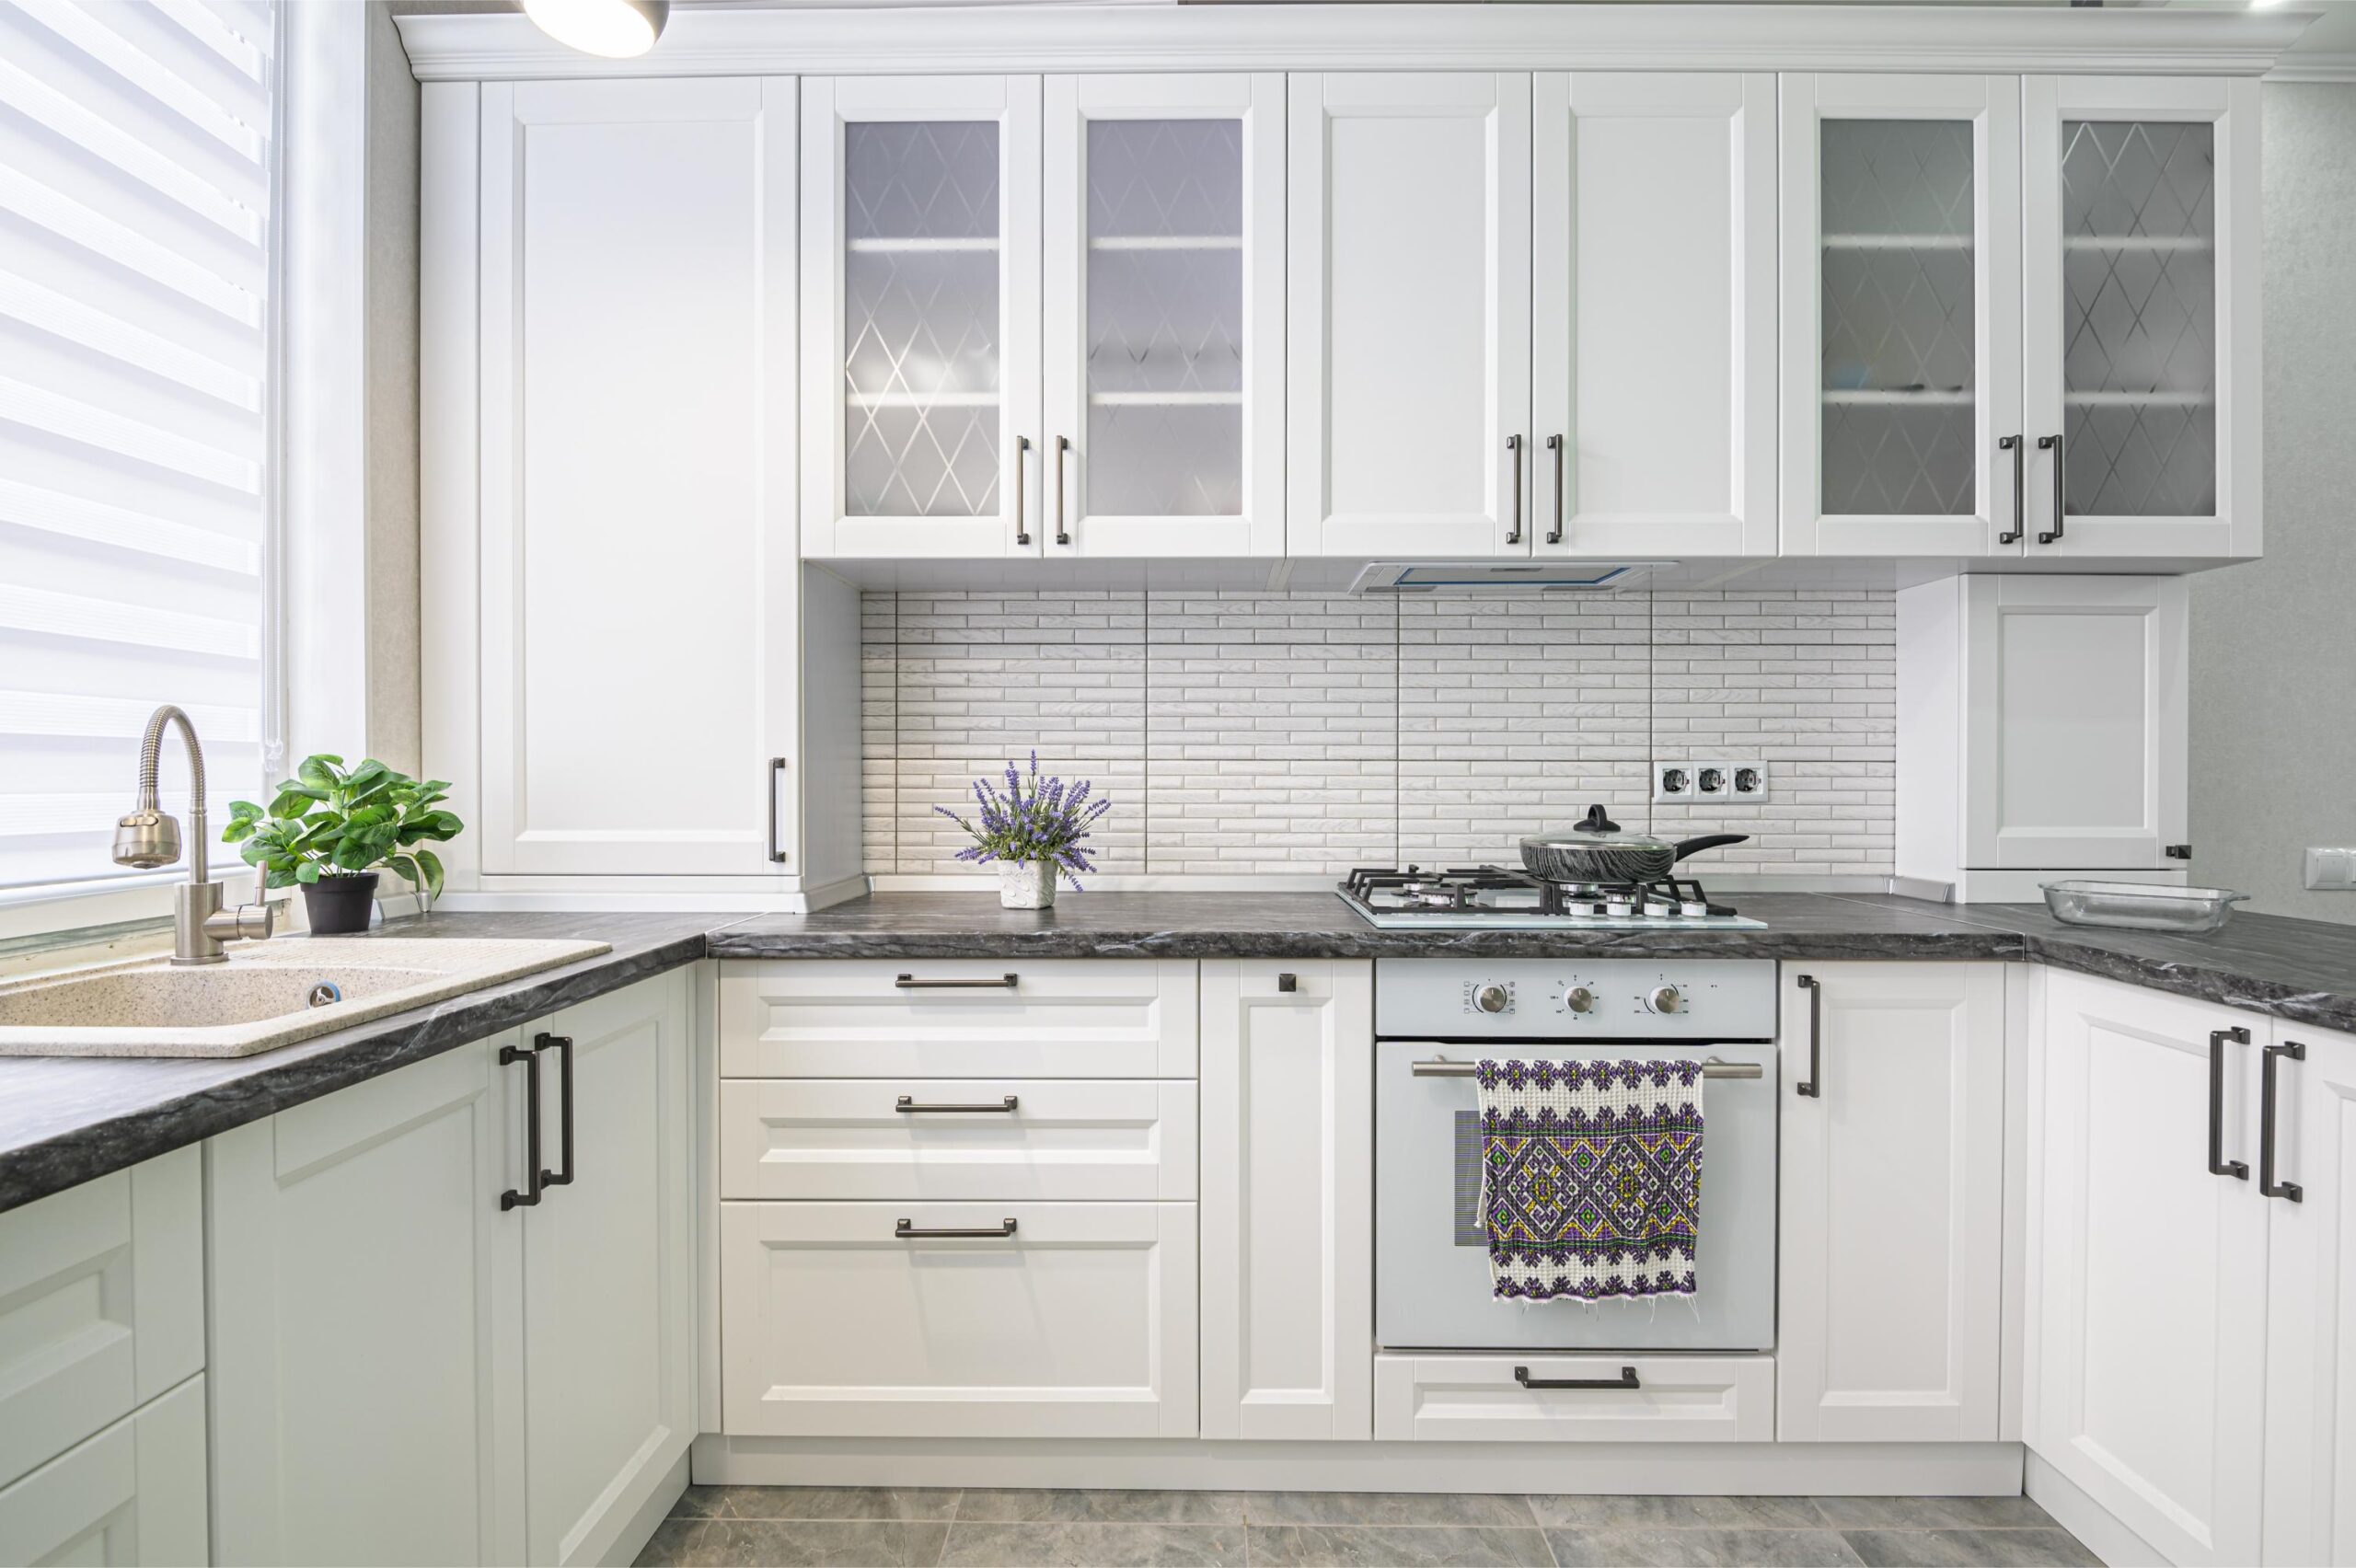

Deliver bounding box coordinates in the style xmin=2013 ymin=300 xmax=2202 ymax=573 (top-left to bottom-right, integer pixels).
xmin=0 ymin=582 xmax=261 ymax=661
xmin=0 ymin=375 xmax=262 ymax=491
xmin=0 ymin=271 xmax=260 ymax=409
xmin=14 ymin=0 xmax=264 ymax=159
xmin=153 ymin=0 xmax=268 ymax=80
xmin=0 ymin=476 xmax=261 ymax=574
xmin=0 ymin=166 xmax=260 ymax=326
xmin=0 ymin=55 xmax=261 ymax=244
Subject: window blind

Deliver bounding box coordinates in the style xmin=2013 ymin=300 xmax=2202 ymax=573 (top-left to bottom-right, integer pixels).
xmin=0 ymin=0 xmax=276 ymax=894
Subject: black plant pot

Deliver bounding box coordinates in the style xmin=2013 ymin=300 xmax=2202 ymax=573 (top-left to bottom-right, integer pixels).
xmin=301 ymin=871 xmax=379 ymax=935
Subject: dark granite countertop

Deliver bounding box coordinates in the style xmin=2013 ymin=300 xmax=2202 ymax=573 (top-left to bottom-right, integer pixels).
xmin=8 ymin=892 xmax=2355 ymax=1215
xmin=0 ymin=912 xmax=729 ymax=1214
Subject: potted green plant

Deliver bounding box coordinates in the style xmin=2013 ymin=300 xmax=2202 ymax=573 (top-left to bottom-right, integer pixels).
xmin=222 ymin=755 xmax=463 ymax=934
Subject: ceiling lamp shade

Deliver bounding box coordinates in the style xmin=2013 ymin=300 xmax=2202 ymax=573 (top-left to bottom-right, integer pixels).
xmin=522 ymin=0 xmax=670 ymax=58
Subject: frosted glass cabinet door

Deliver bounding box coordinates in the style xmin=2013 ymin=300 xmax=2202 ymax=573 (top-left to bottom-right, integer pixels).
xmin=1043 ymin=75 xmax=1284 ymax=557
xmin=1780 ymin=75 xmax=2022 ymax=556
xmin=802 ymin=76 xmax=1042 ymax=558
xmin=2022 ymin=77 xmax=2259 ymax=559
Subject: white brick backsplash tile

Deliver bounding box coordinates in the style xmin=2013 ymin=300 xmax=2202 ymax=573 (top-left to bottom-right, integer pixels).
xmin=860 ymin=585 xmax=1898 ymax=879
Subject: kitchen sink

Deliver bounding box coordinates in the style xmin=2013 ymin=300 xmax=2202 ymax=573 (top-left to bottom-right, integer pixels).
xmin=0 ymin=937 xmax=611 ymax=1058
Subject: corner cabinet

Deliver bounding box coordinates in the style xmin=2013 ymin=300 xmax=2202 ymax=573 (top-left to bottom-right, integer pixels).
xmin=209 ymin=971 xmax=695 ymax=1568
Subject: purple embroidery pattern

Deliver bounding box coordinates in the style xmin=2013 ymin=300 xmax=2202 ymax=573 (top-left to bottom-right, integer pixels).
xmin=1474 ymin=1058 xmax=1703 ymax=1303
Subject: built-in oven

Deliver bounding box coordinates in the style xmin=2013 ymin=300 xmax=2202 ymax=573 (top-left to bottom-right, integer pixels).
xmin=1372 ymin=958 xmax=1778 ymax=1354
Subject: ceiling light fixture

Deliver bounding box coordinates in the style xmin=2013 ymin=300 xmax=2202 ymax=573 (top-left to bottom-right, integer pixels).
xmin=523 ymin=0 xmax=670 ymax=59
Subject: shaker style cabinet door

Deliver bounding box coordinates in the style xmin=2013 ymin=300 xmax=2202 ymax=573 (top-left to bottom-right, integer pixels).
xmin=1530 ymin=73 xmax=1776 ymax=559
xmin=2028 ymin=972 xmax=2269 ymax=1568
xmin=2022 ymin=76 xmax=2260 ymax=559
xmin=1287 ymin=74 xmax=1531 ymax=559
xmin=1776 ymin=963 xmax=2005 ymax=1443
xmin=1780 ymin=75 xmax=2023 ymax=556
xmin=477 ymin=79 xmax=799 ymax=877
xmin=1043 ymin=75 xmax=1285 ymax=558
xmin=802 ymin=75 xmax=1043 ymax=559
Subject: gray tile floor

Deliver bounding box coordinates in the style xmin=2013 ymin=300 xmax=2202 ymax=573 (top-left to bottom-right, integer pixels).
xmin=636 ymin=1487 xmax=2101 ymax=1567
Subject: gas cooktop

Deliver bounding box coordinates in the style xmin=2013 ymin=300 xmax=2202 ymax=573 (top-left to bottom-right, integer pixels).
xmin=1337 ymin=865 xmax=1767 ymax=930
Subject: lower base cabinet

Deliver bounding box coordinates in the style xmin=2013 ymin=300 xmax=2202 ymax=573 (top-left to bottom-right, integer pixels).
xmin=1372 ymin=1355 xmax=1773 ymax=1444
xmin=209 ymin=970 xmax=694 ymax=1568
xmin=0 ymin=1375 xmax=207 ymax=1567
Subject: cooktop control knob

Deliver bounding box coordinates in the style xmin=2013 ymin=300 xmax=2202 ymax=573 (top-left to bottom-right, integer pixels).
xmin=1563 ymin=986 xmax=1596 ymax=1014
xmin=1475 ymin=984 xmax=1511 ymax=1014
xmin=1646 ymin=984 xmax=1684 ymax=1015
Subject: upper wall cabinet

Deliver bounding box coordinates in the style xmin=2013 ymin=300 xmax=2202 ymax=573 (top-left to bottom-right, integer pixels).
xmin=1781 ymin=75 xmax=2023 ymax=558
xmin=477 ymin=79 xmax=800 ymax=877
xmin=1532 ymin=74 xmax=1778 ymax=558
xmin=802 ymin=76 xmax=1041 ymax=559
xmin=2022 ymin=77 xmax=2259 ymax=559
xmin=1288 ymin=74 xmax=1530 ymax=559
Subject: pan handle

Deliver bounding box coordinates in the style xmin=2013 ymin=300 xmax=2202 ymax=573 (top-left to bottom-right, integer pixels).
xmin=1670 ymin=833 xmax=1749 ymax=862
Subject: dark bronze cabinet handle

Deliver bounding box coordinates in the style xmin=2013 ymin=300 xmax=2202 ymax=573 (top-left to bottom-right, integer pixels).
xmin=896 ymin=1217 xmax=1018 ymax=1239
xmin=1998 ymin=434 xmax=2024 ymax=544
xmin=1505 ymin=433 xmax=1524 ymax=546
xmin=1054 ymin=434 xmax=1071 ymax=546
xmin=894 ymin=973 xmax=1018 ymax=990
xmin=1545 ymin=432 xmax=1565 ymax=545
xmin=537 ymin=1033 xmax=574 ymax=1190
xmin=1013 ymin=433 xmax=1033 ymax=547
xmin=768 ymin=756 xmax=789 ymax=863
xmin=2262 ymin=1041 xmax=2304 ymax=1203
xmin=500 ymin=1042 xmax=543 ymax=1210
xmin=1515 ymin=1365 xmax=1639 ymax=1390
xmin=2210 ymin=1027 xmax=2250 ymax=1179
xmin=2037 ymin=432 xmax=2064 ymax=544
xmin=1794 ymin=973 xmax=1822 ymax=1099
xmin=895 ymin=1094 xmax=1019 ymax=1113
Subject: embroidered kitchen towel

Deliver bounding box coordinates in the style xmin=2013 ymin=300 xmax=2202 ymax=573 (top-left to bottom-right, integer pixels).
xmin=1475 ymin=1057 xmax=1703 ymax=1302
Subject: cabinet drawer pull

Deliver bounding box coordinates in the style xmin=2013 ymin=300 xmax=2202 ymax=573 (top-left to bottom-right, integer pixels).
xmin=895 ymin=1217 xmax=1018 ymax=1239
xmin=1013 ymin=433 xmax=1033 ymax=547
xmin=1505 ymin=433 xmax=1525 ymax=546
xmin=2037 ymin=432 xmax=2064 ymax=544
xmin=1545 ymin=432 xmax=1565 ymax=545
xmin=1998 ymin=433 xmax=2024 ymax=545
xmin=767 ymin=756 xmax=789 ymax=863
xmin=2261 ymin=1041 xmax=2304 ymax=1203
xmin=536 ymin=1032 xmax=575 ymax=1191
xmin=2209 ymin=1026 xmax=2250 ymax=1180
xmin=895 ymin=1094 xmax=1019 ymax=1113
xmin=1053 ymin=434 xmax=1071 ymax=547
xmin=1514 ymin=1365 xmax=1639 ymax=1391
xmin=1794 ymin=973 xmax=1822 ymax=1099
xmin=894 ymin=973 xmax=1019 ymax=990
xmin=499 ymin=1042 xmax=544 ymax=1211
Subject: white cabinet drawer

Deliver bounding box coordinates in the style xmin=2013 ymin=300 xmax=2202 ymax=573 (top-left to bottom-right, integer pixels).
xmin=721 ymin=1201 xmax=1197 ymax=1439
xmin=720 ymin=1079 xmax=1198 ymax=1201
xmin=721 ymin=960 xmax=1198 ymax=1078
xmin=1372 ymin=1354 xmax=1773 ymax=1444
xmin=0 ymin=1374 xmax=207 ymax=1568
xmin=0 ymin=1148 xmax=202 ymax=1490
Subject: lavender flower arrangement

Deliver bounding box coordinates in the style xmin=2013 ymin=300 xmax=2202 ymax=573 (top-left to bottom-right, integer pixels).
xmin=934 ymin=753 xmax=1113 ymax=894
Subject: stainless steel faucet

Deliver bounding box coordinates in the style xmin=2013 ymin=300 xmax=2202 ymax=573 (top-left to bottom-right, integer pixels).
xmin=112 ymin=704 xmax=275 ymax=966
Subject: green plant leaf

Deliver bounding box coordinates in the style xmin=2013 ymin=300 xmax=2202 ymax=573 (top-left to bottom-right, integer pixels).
xmin=295 ymin=754 xmax=344 ymax=790
xmin=294 ymin=861 xmax=321 ymax=884
xmin=414 ymin=848 xmax=444 ymax=902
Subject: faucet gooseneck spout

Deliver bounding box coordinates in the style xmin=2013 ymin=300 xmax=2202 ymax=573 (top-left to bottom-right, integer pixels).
xmin=113 ymin=704 xmax=274 ymax=965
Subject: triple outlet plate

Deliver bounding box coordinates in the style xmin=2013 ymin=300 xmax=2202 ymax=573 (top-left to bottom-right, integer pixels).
xmin=1654 ymin=761 xmax=1769 ymax=805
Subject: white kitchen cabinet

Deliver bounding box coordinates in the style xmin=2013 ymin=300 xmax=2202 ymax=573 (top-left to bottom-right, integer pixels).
xmin=209 ymin=972 xmax=694 ymax=1568
xmin=1199 ymin=960 xmax=1372 ymax=1441
xmin=1287 ymin=73 xmax=1530 ymax=559
xmin=1531 ymin=73 xmax=1777 ymax=558
xmin=1043 ymin=74 xmax=1286 ymax=557
xmin=0 ymin=1376 xmax=207 ymax=1568
xmin=2022 ymin=77 xmax=2261 ymax=559
xmin=1780 ymin=74 xmax=2023 ymax=557
xmin=2261 ymin=1020 xmax=2356 ymax=1566
xmin=1371 ymin=1355 xmax=1774 ymax=1445
xmin=802 ymin=75 xmax=1041 ymax=559
xmin=721 ymin=1200 xmax=1198 ymax=1439
xmin=474 ymin=79 xmax=801 ymax=878
xmin=2029 ymin=970 xmax=2269 ymax=1567
xmin=1776 ymin=963 xmax=2006 ymax=1443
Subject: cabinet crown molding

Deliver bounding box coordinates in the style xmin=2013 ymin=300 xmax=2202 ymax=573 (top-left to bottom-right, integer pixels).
xmin=393 ymin=4 xmax=2316 ymax=84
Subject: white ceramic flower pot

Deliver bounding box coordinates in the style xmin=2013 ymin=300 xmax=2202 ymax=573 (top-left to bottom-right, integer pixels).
xmin=998 ymin=859 xmax=1057 ymax=909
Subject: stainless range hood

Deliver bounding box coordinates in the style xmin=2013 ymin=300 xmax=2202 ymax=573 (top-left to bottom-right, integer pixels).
xmin=1345 ymin=561 xmax=1669 ymax=595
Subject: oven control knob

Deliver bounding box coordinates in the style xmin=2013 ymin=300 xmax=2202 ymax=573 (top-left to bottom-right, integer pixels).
xmin=1563 ymin=986 xmax=1595 ymax=1014
xmin=1646 ymin=985 xmax=1684 ymax=1015
xmin=1474 ymin=984 xmax=1510 ymax=1014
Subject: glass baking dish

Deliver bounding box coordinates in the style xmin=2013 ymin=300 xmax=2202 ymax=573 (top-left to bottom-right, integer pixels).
xmin=2039 ymin=880 xmax=2248 ymax=933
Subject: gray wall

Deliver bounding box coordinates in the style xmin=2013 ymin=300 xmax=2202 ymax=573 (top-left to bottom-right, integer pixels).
xmin=2189 ymin=83 xmax=2356 ymax=924
xmin=366 ymin=1 xmax=422 ymax=775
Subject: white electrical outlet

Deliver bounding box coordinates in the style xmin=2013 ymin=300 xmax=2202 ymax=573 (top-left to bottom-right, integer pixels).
xmin=2305 ymin=847 xmax=2356 ymax=891
xmin=1653 ymin=763 xmax=1694 ymax=803
xmin=1693 ymin=761 xmax=1733 ymax=799
xmin=1728 ymin=760 xmax=1768 ymax=800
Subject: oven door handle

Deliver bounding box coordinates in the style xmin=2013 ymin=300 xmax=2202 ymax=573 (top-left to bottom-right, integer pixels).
xmin=1515 ymin=1365 xmax=1640 ymax=1391
xmin=1410 ymin=1056 xmax=1761 ymax=1080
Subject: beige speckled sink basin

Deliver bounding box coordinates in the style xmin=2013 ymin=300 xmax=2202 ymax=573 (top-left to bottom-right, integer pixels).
xmin=0 ymin=938 xmax=610 ymax=1058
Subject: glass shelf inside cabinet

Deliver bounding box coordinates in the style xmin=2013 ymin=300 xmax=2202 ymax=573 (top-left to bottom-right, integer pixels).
xmin=1085 ymin=118 xmax=1245 ymax=517
xmin=844 ymin=121 xmax=1002 ymax=519
xmin=1818 ymin=119 xmax=1976 ymax=517
xmin=2059 ymin=120 xmax=2216 ymax=517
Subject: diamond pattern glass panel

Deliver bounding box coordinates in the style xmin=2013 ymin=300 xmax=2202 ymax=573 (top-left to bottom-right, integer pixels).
xmin=1819 ymin=120 xmax=1976 ymax=516
xmin=2060 ymin=121 xmax=2216 ymax=517
xmin=844 ymin=121 xmax=1000 ymax=517
xmin=1085 ymin=119 xmax=1243 ymax=517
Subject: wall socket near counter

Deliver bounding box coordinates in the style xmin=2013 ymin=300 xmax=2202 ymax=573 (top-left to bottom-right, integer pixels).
xmin=1655 ymin=760 xmax=1769 ymax=805
xmin=2306 ymin=848 xmax=2356 ymax=891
